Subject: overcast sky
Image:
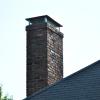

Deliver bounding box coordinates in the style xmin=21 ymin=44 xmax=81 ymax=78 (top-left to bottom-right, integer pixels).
xmin=0 ymin=0 xmax=100 ymax=99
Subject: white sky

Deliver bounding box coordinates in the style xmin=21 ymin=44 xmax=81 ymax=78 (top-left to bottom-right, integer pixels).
xmin=0 ymin=0 xmax=100 ymax=99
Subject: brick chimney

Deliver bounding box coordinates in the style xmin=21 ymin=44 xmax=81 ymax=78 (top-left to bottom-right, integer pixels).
xmin=26 ymin=15 xmax=64 ymax=97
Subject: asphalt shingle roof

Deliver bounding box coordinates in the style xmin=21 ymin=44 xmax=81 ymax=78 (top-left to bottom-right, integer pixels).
xmin=24 ymin=60 xmax=100 ymax=100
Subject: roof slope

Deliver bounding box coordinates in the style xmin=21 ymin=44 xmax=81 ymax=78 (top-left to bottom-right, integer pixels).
xmin=24 ymin=60 xmax=100 ymax=100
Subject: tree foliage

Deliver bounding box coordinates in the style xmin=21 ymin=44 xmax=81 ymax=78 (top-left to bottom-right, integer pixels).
xmin=0 ymin=86 xmax=13 ymax=100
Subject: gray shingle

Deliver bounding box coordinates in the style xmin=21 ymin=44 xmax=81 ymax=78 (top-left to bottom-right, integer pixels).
xmin=24 ymin=60 xmax=100 ymax=100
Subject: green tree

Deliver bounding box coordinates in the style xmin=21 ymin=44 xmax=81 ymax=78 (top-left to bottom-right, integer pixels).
xmin=0 ymin=86 xmax=13 ymax=100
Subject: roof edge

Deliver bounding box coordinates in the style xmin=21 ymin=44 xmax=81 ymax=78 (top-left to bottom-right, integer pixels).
xmin=24 ymin=60 xmax=100 ymax=100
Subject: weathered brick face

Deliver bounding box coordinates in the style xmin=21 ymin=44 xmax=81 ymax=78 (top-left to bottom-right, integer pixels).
xmin=47 ymin=28 xmax=63 ymax=85
xmin=26 ymin=24 xmax=48 ymax=96
xmin=26 ymin=16 xmax=63 ymax=97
